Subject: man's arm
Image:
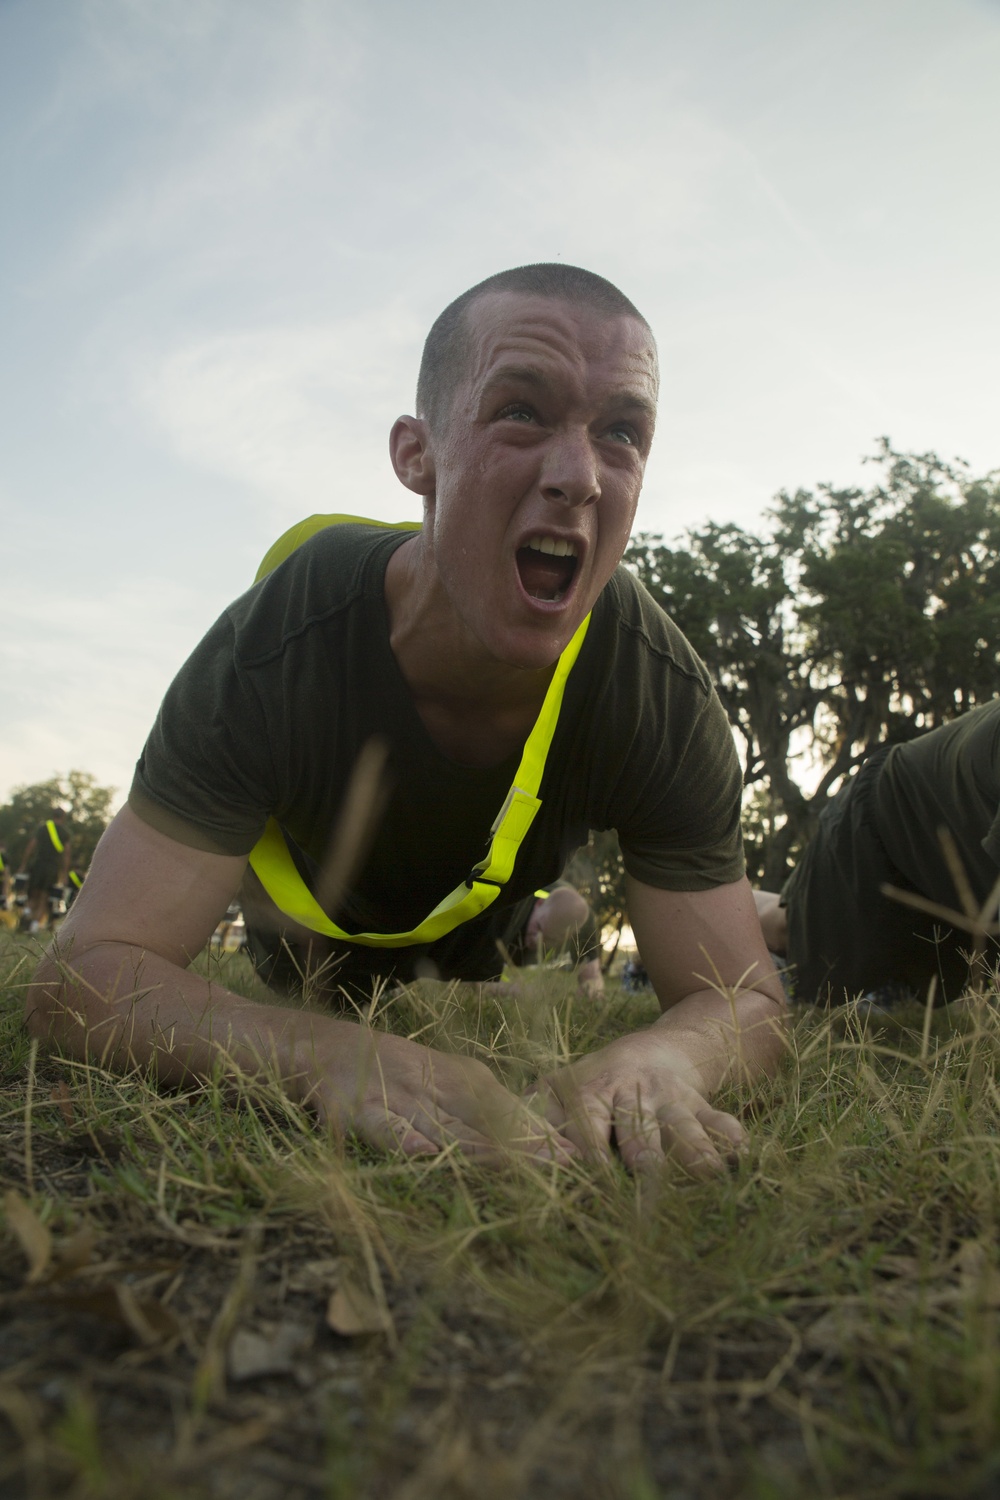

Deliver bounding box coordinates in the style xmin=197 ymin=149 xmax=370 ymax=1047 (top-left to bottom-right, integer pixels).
xmin=28 ymin=807 xmax=573 ymax=1163
xmin=531 ymin=873 xmax=787 ymax=1175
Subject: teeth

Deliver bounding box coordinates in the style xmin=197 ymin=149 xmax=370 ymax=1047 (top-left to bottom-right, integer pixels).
xmin=525 ymin=536 xmax=578 ymax=558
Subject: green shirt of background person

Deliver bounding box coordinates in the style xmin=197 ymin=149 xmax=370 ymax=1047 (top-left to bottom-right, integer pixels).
xmin=29 ymin=263 xmax=787 ymax=1176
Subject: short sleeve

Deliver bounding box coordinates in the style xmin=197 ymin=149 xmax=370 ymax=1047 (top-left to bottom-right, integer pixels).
xmin=129 ymin=609 xmax=275 ymax=856
xmin=617 ymin=683 xmax=745 ymax=890
xmin=581 ymin=573 xmax=746 ymax=893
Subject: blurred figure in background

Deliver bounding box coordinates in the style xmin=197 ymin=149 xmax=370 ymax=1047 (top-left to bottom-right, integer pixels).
xmin=504 ymin=883 xmax=605 ymax=998
xmin=18 ymin=807 xmax=72 ymax=931
xmin=0 ymin=844 xmax=13 ymax=929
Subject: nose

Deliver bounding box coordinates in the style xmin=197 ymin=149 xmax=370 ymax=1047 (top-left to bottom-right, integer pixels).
xmin=539 ymin=425 xmax=601 ymax=509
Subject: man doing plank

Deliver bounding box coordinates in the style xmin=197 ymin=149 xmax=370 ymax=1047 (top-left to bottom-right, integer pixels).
xmin=29 ymin=264 xmax=786 ymax=1173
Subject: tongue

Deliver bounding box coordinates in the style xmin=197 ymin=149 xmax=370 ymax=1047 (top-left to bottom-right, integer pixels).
xmin=516 ymin=548 xmax=575 ymax=601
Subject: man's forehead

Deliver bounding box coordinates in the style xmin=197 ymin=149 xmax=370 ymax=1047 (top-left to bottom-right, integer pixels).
xmin=461 ymin=289 xmax=658 ymax=390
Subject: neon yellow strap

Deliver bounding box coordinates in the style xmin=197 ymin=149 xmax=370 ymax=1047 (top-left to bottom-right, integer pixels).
xmin=245 ymin=510 xmax=590 ymax=948
xmin=46 ymin=820 xmax=65 ymax=854
xmin=248 ymin=612 xmax=590 ymax=947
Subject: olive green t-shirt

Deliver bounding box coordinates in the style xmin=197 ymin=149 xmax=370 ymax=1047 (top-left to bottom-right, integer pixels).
xmin=130 ymin=523 xmax=744 ymax=980
xmin=874 ymin=699 xmax=1000 ymax=908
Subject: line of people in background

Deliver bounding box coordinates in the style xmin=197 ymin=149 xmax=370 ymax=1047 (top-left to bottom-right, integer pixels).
xmin=0 ymin=806 xmax=86 ymax=933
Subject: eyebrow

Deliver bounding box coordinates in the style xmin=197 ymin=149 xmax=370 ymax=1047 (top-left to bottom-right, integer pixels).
xmin=481 ymin=365 xmax=658 ymax=418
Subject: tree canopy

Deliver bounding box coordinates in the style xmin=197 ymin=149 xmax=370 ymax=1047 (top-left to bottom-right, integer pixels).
xmin=0 ymin=771 xmax=117 ymax=874
xmin=626 ymin=441 xmax=1000 ymax=885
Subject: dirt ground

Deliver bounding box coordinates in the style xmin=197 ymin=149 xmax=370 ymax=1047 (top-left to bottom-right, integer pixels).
xmin=5 ymin=945 xmax=1000 ymax=1498
xmin=0 ymin=1062 xmax=820 ymax=1500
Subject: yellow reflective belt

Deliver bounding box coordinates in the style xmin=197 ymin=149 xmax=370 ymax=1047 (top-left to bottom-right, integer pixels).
xmin=46 ymin=820 xmax=65 ymax=854
xmin=247 ymin=513 xmax=590 ymax=949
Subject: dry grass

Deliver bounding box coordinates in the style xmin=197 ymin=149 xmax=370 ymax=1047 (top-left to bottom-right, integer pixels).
xmin=3 ymin=930 xmax=1000 ymax=1498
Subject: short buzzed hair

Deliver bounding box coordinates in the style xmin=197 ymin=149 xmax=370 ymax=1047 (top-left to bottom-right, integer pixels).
xmin=415 ymin=263 xmax=653 ymax=431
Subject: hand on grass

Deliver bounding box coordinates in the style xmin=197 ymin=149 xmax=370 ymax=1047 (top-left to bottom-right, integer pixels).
xmin=525 ymin=1030 xmax=744 ymax=1178
xmin=303 ymin=1019 xmax=577 ymax=1165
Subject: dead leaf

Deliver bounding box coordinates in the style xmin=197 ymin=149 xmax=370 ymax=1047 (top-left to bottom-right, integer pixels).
xmin=114 ymin=1282 xmax=178 ymax=1346
xmin=326 ymin=1276 xmax=391 ymax=1338
xmin=54 ymin=1225 xmax=97 ymax=1276
xmin=49 ymin=1082 xmax=75 ymax=1127
xmin=227 ymin=1322 xmax=313 ymax=1381
xmin=4 ymin=1191 xmax=52 ymax=1284
xmin=31 ymin=1284 xmax=181 ymax=1343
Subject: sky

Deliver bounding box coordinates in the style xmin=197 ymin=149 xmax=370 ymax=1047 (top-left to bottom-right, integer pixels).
xmin=2 ymin=0 xmax=999 ymax=807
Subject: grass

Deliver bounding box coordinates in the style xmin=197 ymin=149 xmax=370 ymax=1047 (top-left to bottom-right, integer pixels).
xmin=3 ymin=930 xmax=1000 ymax=1498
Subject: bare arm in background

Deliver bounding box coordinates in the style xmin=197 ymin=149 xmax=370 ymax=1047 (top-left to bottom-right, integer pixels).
xmin=26 ymin=807 xmax=575 ymax=1163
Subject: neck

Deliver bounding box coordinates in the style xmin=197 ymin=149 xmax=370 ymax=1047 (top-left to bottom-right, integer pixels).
xmin=384 ymin=534 xmax=555 ymax=767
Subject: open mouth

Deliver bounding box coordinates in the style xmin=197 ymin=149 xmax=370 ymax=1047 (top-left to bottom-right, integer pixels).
xmin=515 ymin=535 xmax=579 ymax=603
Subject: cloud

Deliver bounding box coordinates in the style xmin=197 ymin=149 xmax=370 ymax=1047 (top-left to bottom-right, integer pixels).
xmin=0 ymin=575 xmax=217 ymax=801
xmin=134 ymin=306 xmax=425 ymax=528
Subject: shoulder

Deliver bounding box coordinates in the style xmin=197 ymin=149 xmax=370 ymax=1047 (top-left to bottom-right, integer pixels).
xmin=592 ymin=564 xmax=715 ymax=696
xmin=227 ymin=522 xmax=413 ymax=668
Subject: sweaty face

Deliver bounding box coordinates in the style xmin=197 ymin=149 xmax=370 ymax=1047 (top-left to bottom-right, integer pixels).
xmin=424 ymin=292 xmax=658 ymax=671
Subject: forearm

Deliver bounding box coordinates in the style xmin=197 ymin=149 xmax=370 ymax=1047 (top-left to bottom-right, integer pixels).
xmin=649 ymin=985 xmax=787 ymax=1095
xmin=27 ymin=939 xmax=341 ymax=1106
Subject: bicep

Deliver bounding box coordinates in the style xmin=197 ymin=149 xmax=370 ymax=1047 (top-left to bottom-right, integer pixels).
xmin=58 ymin=806 xmax=247 ymax=967
xmin=626 ymin=873 xmax=783 ymax=1009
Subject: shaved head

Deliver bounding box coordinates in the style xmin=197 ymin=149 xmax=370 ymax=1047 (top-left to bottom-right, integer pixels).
xmin=416 ymin=263 xmax=655 ymax=431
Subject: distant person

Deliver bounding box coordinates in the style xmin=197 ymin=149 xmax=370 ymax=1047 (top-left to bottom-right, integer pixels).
xmin=19 ymin=808 xmax=72 ymax=931
xmin=500 ymin=883 xmax=605 ymax=998
xmin=0 ymin=844 xmax=12 ymax=924
xmin=754 ymin=700 xmax=1000 ymax=1005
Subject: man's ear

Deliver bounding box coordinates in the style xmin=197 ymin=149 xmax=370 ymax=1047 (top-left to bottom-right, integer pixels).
xmin=389 ymin=415 xmax=436 ymax=496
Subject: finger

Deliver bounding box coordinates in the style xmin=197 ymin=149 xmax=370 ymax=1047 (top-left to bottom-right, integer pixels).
xmin=353 ymin=1103 xmax=440 ymax=1156
xmin=426 ymin=1073 xmax=578 ymax=1161
xmin=423 ymin=1103 xmax=578 ymax=1164
xmin=656 ymin=1101 xmax=727 ymax=1178
xmin=521 ymin=1080 xmax=568 ymax=1130
xmin=612 ymin=1097 xmax=666 ymax=1174
xmin=556 ymin=1093 xmax=616 ymax=1163
xmin=695 ymin=1106 xmax=746 ymax=1160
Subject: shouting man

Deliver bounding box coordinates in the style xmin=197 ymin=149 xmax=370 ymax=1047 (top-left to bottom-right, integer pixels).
xmin=30 ymin=264 xmax=786 ymax=1173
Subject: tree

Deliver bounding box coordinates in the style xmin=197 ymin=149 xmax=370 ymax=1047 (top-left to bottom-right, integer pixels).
xmin=626 ymin=441 xmax=1000 ymax=885
xmin=0 ymin=772 xmax=117 ymax=874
